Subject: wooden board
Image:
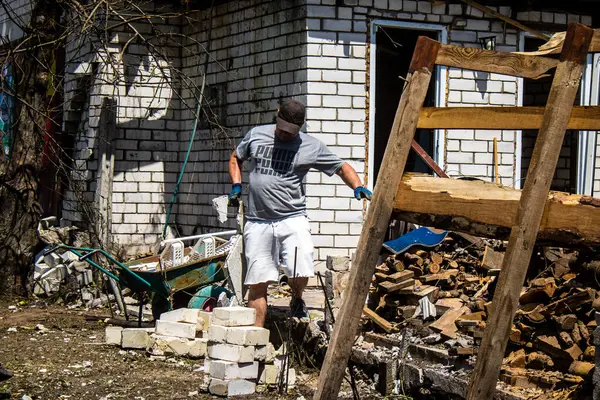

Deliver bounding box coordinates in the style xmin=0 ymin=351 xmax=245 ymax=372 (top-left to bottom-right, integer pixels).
xmin=436 ymin=44 xmax=558 ymax=79
xmin=394 ymin=173 xmax=600 ymax=247
xmin=528 ymin=29 xmax=600 ymax=55
xmin=387 ymin=270 xmax=414 ymax=283
xmin=430 ymin=306 xmax=469 ymax=334
xmin=417 ymin=106 xmax=600 ymax=130
xmin=466 ymin=23 xmax=593 ymax=400
xmin=379 ymin=279 xmax=415 ymax=293
xmin=482 ymin=247 xmax=504 ymax=270
xmin=362 ymin=307 xmax=394 ymax=333
xmin=314 ymin=36 xmax=441 ymax=400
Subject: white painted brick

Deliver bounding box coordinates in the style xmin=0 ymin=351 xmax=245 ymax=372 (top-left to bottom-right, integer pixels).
xmin=490 ymin=93 xmax=515 ymax=105
xmin=502 ymin=131 xmax=515 ymax=141
xmin=307 ymin=209 xmax=335 ymax=221
xmin=155 ymin=320 xmax=196 ymax=339
xmin=461 ymin=164 xmax=487 ymax=176
xmin=208 ymin=343 xmax=255 ymax=363
xmin=338 ymin=33 xmax=365 ymax=45
xmin=495 ymin=141 xmax=514 ymax=153
xmin=188 ymin=338 xmax=208 ymax=358
xmin=461 ymin=141 xmax=488 ymax=152
xmin=307 ymin=107 xmax=337 ymax=120
xmin=503 ymin=82 xmax=517 ymax=93
xmin=213 ymin=306 xmax=256 ymax=326
xmin=447 ymin=130 xmax=474 ymax=140
xmin=403 ymin=0 xmax=417 ymax=11
xmin=121 ymin=328 xmax=154 ymax=349
xmin=313 ymin=235 xmax=334 ymax=247
xmin=226 ymin=326 xmax=270 ymax=346
xmin=321 ymin=197 xmax=350 ymax=210
xmin=335 ymin=235 xmax=359 ymax=248
xmin=353 ymin=71 xmax=366 ymax=83
xmin=209 ymin=378 xmax=255 ymax=397
xmin=475 ymin=153 xmax=493 ymax=164
xmin=338 ymin=58 xmax=366 ymax=71
xmin=462 ymin=91 xmax=489 ymax=104
xmin=309 ymin=82 xmax=337 ymax=94
xmin=475 ymin=130 xmax=502 ymax=140
xmin=307 ymin=31 xmax=336 ymax=44
xmin=323 ymin=19 xmax=352 ymax=32
xmin=322 ymin=70 xmax=352 ymax=83
xmin=418 ymin=1 xmax=431 ymax=13
xmin=307 ymin=56 xmax=337 ymax=69
xmin=466 ymin=20 xmax=489 ymax=31
xmin=323 ymin=95 xmax=352 ymax=108
xmin=322 ymin=121 xmax=351 ymax=133
xmin=554 ymin=13 xmax=567 ymax=25
xmin=307 ymin=5 xmax=336 ymax=18
xmin=447 ymin=152 xmax=473 ymax=163
xmin=306 ymin=184 xmax=335 ymax=197
xmin=320 ymin=222 xmax=349 ymax=235
xmin=306 ymin=94 xmax=322 ymax=107
xmin=210 ymin=360 xmax=259 ymax=380
xmin=449 ymin=78 xmax=474 ymax=91
xmin=322 ymin=44 xmax=346 ymax=57
xmin=338 ymin=109 xmax=366 ymax=121
xmin=105 ymin=326 xmax=123 ymax=345
xmin=448 ymin=91 xmax=461 ymax=102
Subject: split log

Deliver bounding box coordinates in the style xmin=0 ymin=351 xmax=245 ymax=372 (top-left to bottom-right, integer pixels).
xmin=387 ymin=270 xmax=414 ymax=283
xmin=363 ymin=307 xmax=394 ymax=333
xmin=568 ymin=361 xmax=595 ymax=376
xmin=394 ymin=173 xmax=600 ymax=247
xmin=379 ymin=279 xmax=415 ymax=293
xmin=526 ymin=352 xmax=554 ymax=370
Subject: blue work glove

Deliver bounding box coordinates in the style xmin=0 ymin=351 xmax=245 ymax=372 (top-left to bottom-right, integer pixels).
xmin=228 ymin=183 xmax=242 ymax=206
xmin=354 ymin=186 xmax=372 ymax=201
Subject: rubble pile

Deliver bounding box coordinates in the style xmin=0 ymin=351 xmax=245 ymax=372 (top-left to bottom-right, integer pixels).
xmin=362 ymin=232 xmax=598 ymax=392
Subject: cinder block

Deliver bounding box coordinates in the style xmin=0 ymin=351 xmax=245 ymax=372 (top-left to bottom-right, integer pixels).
xmin=208 ymin=343 xmax=255 ymax=363
xmin=188 ymin=338 xmax=208 ymax=358
xmin=44 ymin=252 xmax=62 ymax=268
xmin=155 ymin=320 xmax=196 ymax=339
xmin=209 ymin=378 xmax=256 ymax=397
xmin=212 ymin=307 xmax=256 ymax=327
xmin=226 ymin=326 xmax=270 ymax=346
xmin=105 ymin=326 xmax=123 ymax=345
xmin=259 ymin=364 xmax=280 ymax=384
xmin=121 ymin=328 xmax=154 ymax=349
xmin=210 ymin=360 xmax=259 ymax=380
xmin=198 ymin=311 xmax=212 ymax=329
xmin=150 ymin=334 xmax=189 ymax=356
xmin=160 ymin=308 xmax=203 ymax=331
xmin=208 ymin=325 xmax=228 ymax=343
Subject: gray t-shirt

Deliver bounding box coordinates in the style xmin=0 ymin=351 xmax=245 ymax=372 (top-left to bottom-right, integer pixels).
xmin=236 ymin=124 xmax=344 ymax=221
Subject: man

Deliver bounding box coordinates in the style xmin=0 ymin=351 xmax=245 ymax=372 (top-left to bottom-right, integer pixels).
xmin=228 ymin=99 xmax=371 ymax=327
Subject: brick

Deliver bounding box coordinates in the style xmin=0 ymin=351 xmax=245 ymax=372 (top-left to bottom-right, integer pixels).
xmin=208 ymin=343 xmax=255 ymax=363
xmin=447 ymin=152 xmax=473 ymax=164
xmin=210 ymin=360 xmax=259 ymax=380
xmin=490 ymin=93 xmax=516 ymax=105
xmin=208 ymin=325 xmax=228 ymax=343
xmin=105 ymin=326 xmax=123 ymax=345
xmin=160 ymin=308 xmax=203 ymax=329
xmin=198 ymin=311 xmax=212 ymax=329
xmin=449 ymin=78 xmax=474 ymax=91
xmin=209 ymin=378 xmax=256 ymax=397
xmin=155 ymin=320 xmax=196 ymax=339
xmin=150 ymin=334 xmax=189 ymax=356
xmin=213 ymin=306 xmax=256 ymax=326
xmin=461 ymin=141 xmax=488 ymax=152
xmin=307 ymin=5 xmax=336 ymax=18
xmin=188 ymin=338 xmax=208 ymax=358
xmin=323 ymin=19 xmax=352 ymax=32
xmin=226 ymin=326 xmax=270 ymax=346
xmin=475 ymin=153 xmax=493 ymax=164
xmin=121 ymin=328 xmax=154 ymax=349
xmin=322 ymin=70 xmax=352 ymax=83
xmin=338 ymin=58 xmax=366 ymax=71
xmin=309 ymin=82 xmax=337 ymax=94
xmin=254 ymin=343 xmax=276 ymax=362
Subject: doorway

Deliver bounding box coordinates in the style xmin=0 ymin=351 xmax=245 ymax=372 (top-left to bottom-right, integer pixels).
xmin=368 ymin=21 xmax=446 ymax=189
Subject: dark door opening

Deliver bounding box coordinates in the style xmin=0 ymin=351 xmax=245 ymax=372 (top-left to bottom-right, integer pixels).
xmin=373 ymin=26 xmax=439 ymax=185
xmin=521 ymin=37 xmax=579 ymax=193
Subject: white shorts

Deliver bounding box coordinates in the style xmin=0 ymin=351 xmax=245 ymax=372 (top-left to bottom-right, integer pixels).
xmin=243 ymin=215 xmax=314 ymax=285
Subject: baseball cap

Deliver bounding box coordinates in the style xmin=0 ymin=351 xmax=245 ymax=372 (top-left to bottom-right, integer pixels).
xmin=276 ymin=99 xmax=305 ymax=135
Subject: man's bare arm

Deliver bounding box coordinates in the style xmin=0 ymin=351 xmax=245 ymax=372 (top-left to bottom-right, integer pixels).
xmin=229 ymin=150 xmax=243 ymax=184
xmin=336 ymin=162 xmax=362 ymax=190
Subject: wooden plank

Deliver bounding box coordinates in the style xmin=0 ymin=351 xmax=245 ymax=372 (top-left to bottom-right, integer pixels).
xmin=528 ymin=29 xmax=600 ymax=55
xmin=314 ymin=36 xmax=441 ymax=400
xmin=435 ymin=44 xmax=559 ymax=79
xmin=379 ymin=279 xmax=415 ymax=293
xmin=466 ymin=23 xmax=593 ymax=400
xmin=457 ymin=0 xmax=549 ymax=41
xmin=482 ymin=247 xmax=504 ymax=271
xmin=430 ymin=306 xmax=468 ymax=334
xmin=387 ymin=270 xmax=414 ymax=283
xmin=394 ymin=173 xmax=600 ymax=247
xmin=417 ymin=106 xmax=600 ymax=130
xmin=362 ymin=307 xmax=394 ymax=333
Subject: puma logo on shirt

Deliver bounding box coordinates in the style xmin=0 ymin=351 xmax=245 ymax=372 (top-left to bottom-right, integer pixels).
xmin=255 ymin=144 xmax=298 ymax=176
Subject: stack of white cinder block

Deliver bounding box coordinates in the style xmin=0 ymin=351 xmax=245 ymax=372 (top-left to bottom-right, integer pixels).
xmin=105 ymin=308 xmax=211 ymax=358
xmin=205 ymin=306 xmax=294 ymax=397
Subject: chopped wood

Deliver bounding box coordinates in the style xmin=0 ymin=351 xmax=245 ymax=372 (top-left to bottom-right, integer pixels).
xmin=457 ymin=319 xmax=478 ymax=327
xmin=435 ymin=298 xmax=464 ymax=311
xmin=504 ymin=349 xmax=526 ymax=368
xmin=387 ymin=270 xmax=414 ymax=283
xmin=378 ymin=279 xmax=415 ymax=293
xmin=394 ymin=174 xmax=600 ymax=247
xmin=427 ymin=263 xmax=441 ymax=274
xmin=374 ymin=272 xmax=388 ymax=282
xmin=405 ymin=253 xmax=424 ymax=266
xmin=459 ymin=311 xmax=485 ymax=321
xmin=430 ymin=252 xmax=443 ymax=265
xmin=421 ymin=269 xmax=459 ymax=284
xmin=407 ymin=264 xmax=423 ymax=277
xmin=438 ymin=290 xmax=462 ymax=298
xmin=534 ymin=335 xmax=583 ymax=361
xmin=526 ymin=352 xmax=554 ymax=370
xmin=415 ymin=250 xmax=428 ymax=258
xmin=449 ymin=260 xmax=459 ymax=269
xmin=568 ymin=361 xmax=595 ymax=377
xmin=558 ymin=331 xmax=574 ymax=347
xmin=576 ymin=320 xmax=590 ymax=342
xmin=429 ymin=306 xmax=469 ymax=334
xmin=509 ymin=327 xmax=522 ymax=345
xmin=362 ymin=307 xmax=394 ymax=334
xmin=473 ymin=277 xmax=495 ymax=299
xmin=450 ymin=347 xmax=478 ymax=356
xmin=519 ymin=280 xmax=556 ymax=305
xmin=392 ymin=260 xmax=405 ymax=272
xmin=543 ymin=289 xmax=594 ymax=315
xmin=583 ymin=346 xmax=595 ymax=361
xmin=571 ymin=323 xmax=583 ymax=344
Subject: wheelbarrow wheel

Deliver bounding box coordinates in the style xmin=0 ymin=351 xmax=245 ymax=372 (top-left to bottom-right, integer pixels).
xmin=151 ymin=295 xmax=170 ymax=321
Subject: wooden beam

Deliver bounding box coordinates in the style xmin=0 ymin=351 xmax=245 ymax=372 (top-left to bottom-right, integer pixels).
xmin=362 ymin=307 xmax=394 ymax=333
xmin=529 ymin=29 xmax=600 ymax=55
xmin=457 ymin=0 xmax=549 ymax=41
xmin=435 ymin=44 xmax=558 ymax=79
xmin=418 ymin=106 xmax=600 ymax=130
xmin=466 ymin=23 xmax=593 ymax=400
xmin=314 ymin=36 xmax=441 ymax=400
xmin=394 ymin=174 xmax=600 ymax=247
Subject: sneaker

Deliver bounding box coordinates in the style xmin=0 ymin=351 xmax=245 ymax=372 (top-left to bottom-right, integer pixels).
xmin=290 ymin=298 xmax=308 ymax=319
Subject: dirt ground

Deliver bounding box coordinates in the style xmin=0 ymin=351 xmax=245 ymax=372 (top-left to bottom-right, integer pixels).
xmin=0 ymin=299 xmax=316 ymax=400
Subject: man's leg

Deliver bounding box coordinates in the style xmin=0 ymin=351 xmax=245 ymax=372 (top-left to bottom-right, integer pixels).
xmin=247 ymin=282 xmax=269 ymax=327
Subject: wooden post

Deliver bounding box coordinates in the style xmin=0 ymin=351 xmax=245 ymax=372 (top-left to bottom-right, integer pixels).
xmin=313 ymin=36 xmax=441 ymax=400
xmin=466 ymin=23 xmax=593 ymax=400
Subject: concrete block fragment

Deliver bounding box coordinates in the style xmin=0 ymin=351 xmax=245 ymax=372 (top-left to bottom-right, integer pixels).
xmin=210 ymin=360 xmax=259 ymax=380
xmin=150 ymin=334 xmax=189 ymax=356
xmin=209 ymin=378 xmax=256 ymax=397
xmin=155 ymin=320 xmax=196 ymax=339
xmin=259 ymin=364 xmax=280 ymax=384
xmin=213 ymin=307 xmax=256 ymax=327
xmin=198 ymin=311 xmax=212 ymax=328
xmin=208 ymin=325 xmax=228 ymax=343
xmin=204 ymin=358 xmax=211 ymax=374
xmin=188 ymin=338 xmax=208 ymax=358
xmin=121 ymin=328 xmax=154 ymax=349
xmin=44 ymin=252 xmax=62 ymax=268
xmin=161 ymin=308 xmax=204 ymax=331
xmin=254 ymin=343 xmax=276 ymax=362
xmin=326 ymin=255 xmax=350 ymax=271
xmin=208 ymin=343 xmax=255 ymax=363
xmin=226 ymin=326 xmax=270 ymax=346
xmin=105 ymin=326 xmax=123 ymax=345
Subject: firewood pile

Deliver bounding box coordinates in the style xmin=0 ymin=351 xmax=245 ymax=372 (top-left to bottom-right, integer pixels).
xmin=363 ymin=232 xmax=598 ymax=390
